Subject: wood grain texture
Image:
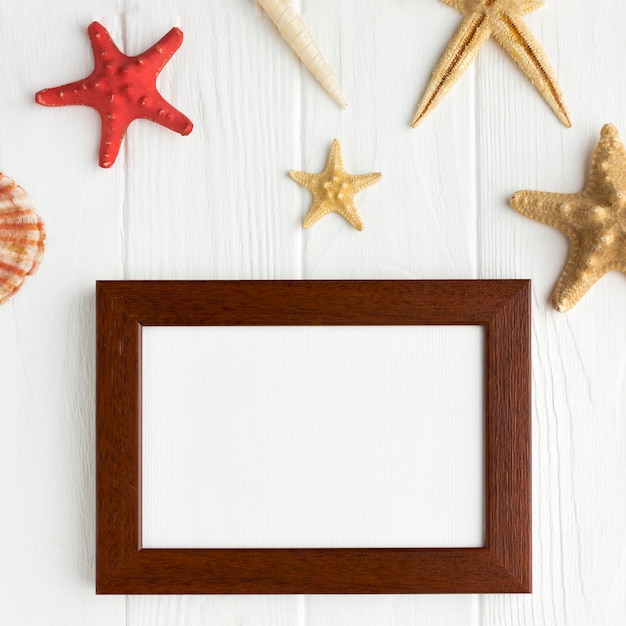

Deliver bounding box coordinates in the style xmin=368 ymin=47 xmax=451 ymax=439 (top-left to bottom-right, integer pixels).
xmin=123 ymin=6 xmax=302 ymax=282
xmin=477 ymin=1 xmax=626 ymax=623
xmin=0 ymin=10 xmax=126 ymax=626
xmin=299 ymin=0 xmax=478 ymax=281
xmin=96 ymin=280 xmax=530 ymax=594
xmin=307 ymin=595 xmax=480 ymax=626
xmin=122 ymin=5 xmax=302 ymax=623
xmin=128 ymin=595 xmax=300 ymax=626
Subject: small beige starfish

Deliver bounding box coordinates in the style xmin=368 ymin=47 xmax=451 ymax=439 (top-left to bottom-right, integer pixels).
xmin=289 ymin=139 xmax=382 ymax=231
xmin=511 ymin=124 xmax=626 ymax=312
xmin=412 ymin=0 xmax=571 ymax=128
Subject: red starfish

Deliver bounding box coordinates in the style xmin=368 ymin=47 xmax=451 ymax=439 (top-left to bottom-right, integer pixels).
xmin=36 ymin=22 xmax=193 ymax=168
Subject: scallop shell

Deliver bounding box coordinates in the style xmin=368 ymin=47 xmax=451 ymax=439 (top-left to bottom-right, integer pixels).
xmin=0 ymin=173 xmax=45 ymax=305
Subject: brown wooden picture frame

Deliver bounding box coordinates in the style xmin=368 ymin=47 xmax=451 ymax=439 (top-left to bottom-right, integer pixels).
xmin=96 ymin=279 xmax=531 ymax=594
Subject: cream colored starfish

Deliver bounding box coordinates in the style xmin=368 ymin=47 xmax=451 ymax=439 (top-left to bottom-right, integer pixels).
xmin=511 ymin=124 xmax=626 ymax=312
xmin=412 ymin=0 xmax=571 ymax=128
xmin=289 ymin=139 xmax=382 ymax=230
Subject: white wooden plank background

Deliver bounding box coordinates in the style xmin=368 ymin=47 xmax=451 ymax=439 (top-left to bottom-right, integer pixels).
xmin=0 ymin=1 xmax=625 ymax=625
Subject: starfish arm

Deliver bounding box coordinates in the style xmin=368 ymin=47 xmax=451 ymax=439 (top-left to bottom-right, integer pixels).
xmin=35 ymin=44 xmax=119 ymax=108
xmin=139 ymin=91 xmax=194 ymax=135
xmin=336 ymin=201 xmax=364 ymax=230
xmin=440 ymin=0 xmax=474 ymax=12
xmin=350 ymin=172 xmax=382 ymax=194
xmin=302 ymin=202 xmax=332 ymax=228
xmin=584 ymin=124 xmax=626 ymax=203
xmin=88 ymin=22 xmax=126 ymax=70
xmin=325 ymin=139 xmax=344 ymax=175
xmin=411 ymin=12 xmax=492 ymax=128
xmin=551 ymin=242 xmax=605 ymax=312
xmin=492 ymin=13 xmax=571 ymax=127
xmin=518 ymin=0 xmax=545 ymax=16
xmin=510 ymin=190 xmax=586 ymax=234
xmin=140 ymin=27 xmax=184 ymax=74
xmin=36 ymin=81 xmax=93 ymax=107
xmin=289 ymin=170 xmax=320 ymax=193
xmin=98 ymin=111 xmax=132 ymax=168
xmin=302 ymin=200 xmax=363 ymax=231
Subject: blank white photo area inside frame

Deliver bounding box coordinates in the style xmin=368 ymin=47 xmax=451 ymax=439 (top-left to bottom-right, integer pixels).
xmin=142 ymin=325 xmax=485 ymax=549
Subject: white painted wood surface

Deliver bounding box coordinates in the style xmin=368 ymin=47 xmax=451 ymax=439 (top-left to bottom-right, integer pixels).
xmin=0 ymin=1 xmax=624 ymax=625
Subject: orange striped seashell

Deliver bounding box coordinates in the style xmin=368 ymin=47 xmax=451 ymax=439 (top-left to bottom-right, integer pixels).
xmin=0 ymin=173 xmax=45 ymax=305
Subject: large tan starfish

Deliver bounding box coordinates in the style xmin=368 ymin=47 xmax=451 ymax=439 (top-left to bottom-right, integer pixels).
xmin=289 ymin=139 xmax=382 ymax=230
xmin=511 ymin=124 xmax=626 ymax=312
xmin=411 ymin=0 xmax=571 ymax=128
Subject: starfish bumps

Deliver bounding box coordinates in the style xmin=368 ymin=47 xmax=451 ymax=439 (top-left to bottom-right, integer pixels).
xmin=412 ymin=0 xmax=570 ymax=128
xmin=36 ymin=22 xmax=193 ymax=168
xmin=511 ymin=125 xmax=626 ymax=312
xmin=289 ymin=140 xmax=381 ymax=230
